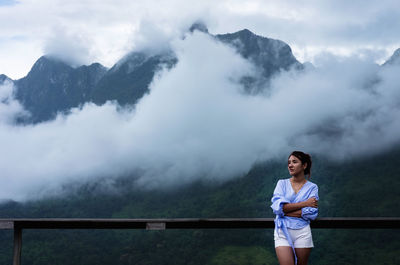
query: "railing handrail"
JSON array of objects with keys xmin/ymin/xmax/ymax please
[
  {"xmin": 2, "ymin": 218, "xmax": 399, "ymax": 265},
  {"xmin": 1, "ymin": 217, "xmax": 399, "ymax": 230}
]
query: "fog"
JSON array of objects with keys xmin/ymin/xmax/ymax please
[
  {"xmin": 43, "ymin": 25, "xmax": 96, "ymax": 67},
  {"xmin": 0, "ymin": 32, "xmax": 399, "ymax": 201},
  {"xmin": 0, "ymin": 80, "xmax": 28, "ymax": 124}
]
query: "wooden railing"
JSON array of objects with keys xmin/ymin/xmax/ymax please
[{"xmin": 1, "ymin": 217, "xmax": 399, "ymax": 265}]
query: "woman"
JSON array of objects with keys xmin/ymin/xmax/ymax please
[{"xmin": 271, "ymin": 151, "xmax": 319, "ymax": 265}]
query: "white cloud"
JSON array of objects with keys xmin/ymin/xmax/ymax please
[
  {"xmin": 43, "ymin": 25, "xmax": 96, "ymax": 67},
  {"xmin": 0, "ymin": 80, "xmax": 29, "ymax": 123},
  {"xmin": 0, "ymin": 32, "xmax": 400, "ymax": 201}
]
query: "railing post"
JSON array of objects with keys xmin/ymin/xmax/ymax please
[{"xmin": 13, "ymin": 227, "xmax": 22, "ymax": 265}]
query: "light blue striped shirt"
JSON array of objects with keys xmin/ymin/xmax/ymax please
[{"xmin": 270, "ymin": 178, "xmax": 319, "ymax": 264}]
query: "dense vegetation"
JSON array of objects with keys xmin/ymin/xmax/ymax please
[{"xmin": 0, "ymin": 147, "xmax": 399, "ymax": 265}]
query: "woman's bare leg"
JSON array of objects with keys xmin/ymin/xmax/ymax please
[
  {"xmin": 275, "ymin": 246, "xmax": 295, "ymax": 265},
  {"xmin": 295, "ymin": 248, "xmax": 312, "ymax": 265}
]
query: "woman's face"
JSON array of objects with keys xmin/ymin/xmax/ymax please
[{"xmin": 288, "ymin": 155, "xmax": 307, "ymax": 177}]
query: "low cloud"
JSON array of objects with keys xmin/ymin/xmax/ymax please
[
  {"xmin": 270, "ymin": 55, "xmax": 400, "ymax": 159},
  {"xmin": 1, "ymin": 31, "xmax": 400, "ymax": 201},
  {"xmin": 43, "ymin": 25, "xmax": 95, "ymax": 67},
  {"xmin": 0, "ymin": 80, "xmax": 28, "ymax": 124}
]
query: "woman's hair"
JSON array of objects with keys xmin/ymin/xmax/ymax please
[{"xmin": 289, "ymin": 151, "xmax": 312, "ymax": 179}]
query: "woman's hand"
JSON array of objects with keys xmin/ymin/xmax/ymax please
[
  {"xmin": 303, "ymin": 197, "xmax": 318, "ymax": 208},
  {"xmin": 283, "ymin": 197, "xmax": 318, "ymax": 214}
]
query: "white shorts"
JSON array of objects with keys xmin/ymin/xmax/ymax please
[{"xmin": 274, "ymin": 224, "xmax": 314, "ymax": 248}]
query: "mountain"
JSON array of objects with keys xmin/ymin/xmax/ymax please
[
  {"xmin": 91, "ymin": 51, "xmax": 177, "ymax": 106},
  {"xmin": 216, "ymin": 29, "xmax": 302, "ymax": 78},
  {"xmin": 215, "ymin": 29, "xmax": 303, "ymax": 93},
  {"xmin": 10, "ymin": 26, "xmax": 303, "ymax": 123},
  {"xmin": 5, "ymin": 28, "xmax": 400, "ymax": 124},
  {"xmin": 15, "ymin": 56, "xmax": 107, "ymax": 122},
  {"xmin": 91, "ymin": 26, "xmax": 302, "ymax": 106},
  {"xmin": 189, "ymin": 21, "xmax": 209, "ymax": 34},
  {"xmin": 0, "ymin": 74, "xmax": 12, "ymax": 84},
  {"xmin": 383, "ymin": 48, "xmax": 400, "ymax": 66}
]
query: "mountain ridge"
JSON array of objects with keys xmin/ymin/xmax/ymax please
[
  {"xmin": 3, "ymin": 26, "xmax": 399, "ymax": 125},
  {"xmin": 0, "ymin": 74, "xmax": 12, "ymax": 84},
  {"xmin": 383, "ymin": 48, "xmax": 400, "ymax": 66},
  {"xmin": 4, "ymin": 26, "xmax": 305, "ymax": 123},
  {"xmin": 14, "ymin": 56, "xmax": 108, "ymax": 122}
]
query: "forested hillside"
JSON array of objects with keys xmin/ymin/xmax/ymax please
[{"xmin": 0, "ymin": 147, "xmax": 399, "ymax": 265}]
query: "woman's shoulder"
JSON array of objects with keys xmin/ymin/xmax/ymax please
[
  {"xmin": 306, "ymin": 180, "xmax": 318, "ymax": 188},
  {"xmin": 275, "ymin": 178, "xmax": 292, "ymax": 189},
  {"xmin": 277, "ymin": 178, "xmax": 291, "ymax": 184}
]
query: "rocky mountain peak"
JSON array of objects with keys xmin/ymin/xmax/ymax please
[
  {"xmin": 383, "ymin": 48, "xmax": 400, "ymax": 66},
  {"xmin": 215, "ymin": 29, "xmax": 302, "ymax": 79},
  {"xmin": 0, "ymin": 74, "xmax": 12, "ymax": 84},
  {"xmin": 15, "ymin": 56, "xmax": 107, "ymax": 123},
  {"xmin": 189, "ymin": 21, "xmax": 209, "ymax": 34},
  {"xmin": 111, "ymin": 52, "xmax": 148, "ymax": 74},
  {"xmin": 235, "ymin": 28, "xmax": 253, "ymax": 37},
  {"xmin": 13, "ymin": 28, "xmax": 304, "ymax": 123},
  {"xmin": 27, "ymin": 55, "xmax": 73, "ymax": 79}
]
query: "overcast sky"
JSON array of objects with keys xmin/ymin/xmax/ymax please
[{"xmin": 1, "ymin": 0, "xmax": 400, "ymax": 79}]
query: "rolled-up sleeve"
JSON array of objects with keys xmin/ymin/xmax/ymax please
[
  {"xmin": 301, "ymin": 185, "xmax": 319, "ymax": 221},
  {"xmin": 271, "ymin": 180, "xmax": 290, "ymax": 217},
  {"xmin": 301, "ymin": 207, "xmax": 318, "ymax": 220}
]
